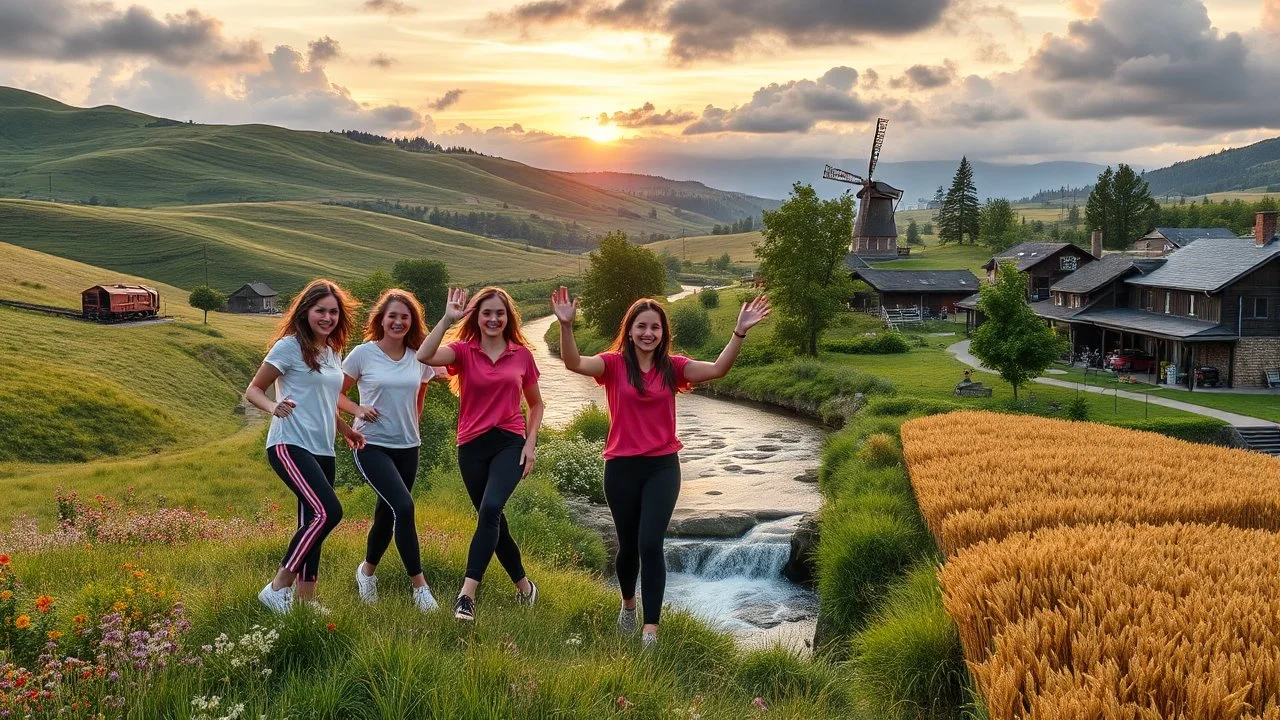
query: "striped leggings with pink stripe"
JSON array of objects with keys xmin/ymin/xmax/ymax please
[{"xmin": 267, "ymin": 444, "xmax": 343, "ymax": 582}]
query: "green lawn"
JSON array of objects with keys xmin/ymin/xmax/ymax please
[
  {"xmin": 1144, "ymin": 388, "xmax": 1280, "ymax": 424},
  {"xmin": 874, "ymin": 243, "xmax": 991, "ymax": 276}
]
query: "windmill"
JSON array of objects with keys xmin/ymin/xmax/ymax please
[{"xmin": 823, "ymin": 118, "xmax": 903, "ymax": 260}]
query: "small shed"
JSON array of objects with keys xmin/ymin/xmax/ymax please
[
  {"xmin": 226, "ymin": 282, "xmax": 278, "ymax": 313},
  {"xmin": 850, "ymin": 269, "xmax": 981, "ymax": 316}
]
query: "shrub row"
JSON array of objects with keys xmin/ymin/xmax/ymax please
[{"xmin": 821, "ymin": 333, "xmax": 911, "ymax": 355}]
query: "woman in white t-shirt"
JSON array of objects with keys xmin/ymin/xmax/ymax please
[
  {"xmin": 343, "ymin": 289, "xmax": 448, "ymax": 613},
  {"xmin": 244, "ymin": 279, "xmax": 372, "ymax": 614}
]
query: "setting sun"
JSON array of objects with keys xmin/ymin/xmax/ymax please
[{"xmin": 584, "ymin": 123, "xmax": 623, "ymax": 144}]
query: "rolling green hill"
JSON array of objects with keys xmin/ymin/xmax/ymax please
[
  {"xmin": 561, "ymin": 171, "xmax": 781, "ymax": 223},
  {"xmin": 0, "ymin": 87, "xmax": 722, "ymax": 241},
  {"xmin": 0, "ymin": 199, "xmax": 585, "ymax": 293},
  {"xmin": 646, "ymin": 231, "xmax": 764, "ymax": 264},
  {"xmin": 1143, "ymin": 136, "xmax": 1280, "ymax": 197}
]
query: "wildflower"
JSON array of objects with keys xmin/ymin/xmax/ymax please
[
  {"xmin": 34, "ymin": 596, "xmax": 55, "ymax": 613},
  {"xmin": 616, "ymin": 696, "xmax": 633, "ymax": 710},
  {"xmin": 73, "ymin": 614, "xmax": 87, "ymax": 625},
  {"xmin": 0, "ymin": 591, "xmax": 11, "ymax": 601},
  {"xmin": 46, "ymin": 631, "xmax": 61, "ymax": 641},
  {"xmin": 752, "ymin": 697, "xmax": 768, "ymax": 712},
  {"xmin": 326, "ymin": 622, "xmax": 337, "ymax": 632},
  {"xmin": 0, "ymin": 554, "xmax": 9, "ymax": 567},
  {"xmin": 14, "ymin": 615, "xmax": 30, "ymax": 630},
  {"xmin": 112, "ymin": 601, "xmax": 128, "ymax": 612},
  {"xmin": 132, "ymin": 570, "xmax": 147, "ymax": 579}
]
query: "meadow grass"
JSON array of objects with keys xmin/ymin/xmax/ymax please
[{"xmin": 644, "ymin": 231, "xmax": 763, "ymax": 265}]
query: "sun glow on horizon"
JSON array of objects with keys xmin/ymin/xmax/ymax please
[{"xmin": 584, "ymin": 123, "xmax": 624, "ymax": 144}]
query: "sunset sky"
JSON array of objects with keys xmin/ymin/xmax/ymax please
[{"xmin": 2, "ymin": 0, "xmax": 1279, "ymax": 178}]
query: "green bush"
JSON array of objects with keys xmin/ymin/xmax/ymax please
[
  {"xmin": 821, "ymin": 333, "xmax": 911, "ymax": 355},
  {"xmin": 539, "ymin": 436, "xmax": 606, "ymax": 503},
  {"xmin": 505, "ymin": 474, "xmax": 608, "ymax": 572},
  {"xmin": 857, "ymin": 433, "xmax": 902, "ymax": 468},
  {"xmin": 671, "ymin": 304, "xmax": 712, "ymax": 350},
  {"xmin": 863, "ymin": 396, "xmax": 961, "ymax": 417},
  {"xmin": 699, "ymin": 287, "xmax": 720, "ymax": 308},
  {"xmin": 735, "ymin": 647, "xmax": 849, "ymax": 708},
  {"xmin": 733, "ymin": 341, "xmax": 793, "ymax": 367},
  {"xmin": 851, "ymin": 562, "xmax": 969, "ymax": 719},
  {"xmin": 1112, "ymin": 416, "xmax": 1227, "ymax": 444},
  {"xmin": 565, "ymin": 402, "xmax": 609, "ymax": 442},
  {"xmin": 1066, "ymin": 394, "xmax": 1089, "ymax": 421}
]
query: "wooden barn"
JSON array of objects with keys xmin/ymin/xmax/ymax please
[
  {"xmin": 226, "ymin": 282, "xmax": 278, "ymax": 314},
  {"xmin": 850, "ymin": 269, "xmax": 980, "ymax": 316}
]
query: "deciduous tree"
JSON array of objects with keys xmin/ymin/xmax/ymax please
[
  {"xmin": 188, "ymin": 285, "xmax": 225, "ymax": 325},
  {"xmin": 581, "ymin": 231, "xmax": 666, "ymax": 336},
  {"xmin": 970, "ymin": 262, "xmax": 1067, "ymax": 399}
]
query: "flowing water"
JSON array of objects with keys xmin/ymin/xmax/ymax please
[{"xmin": 525, "ymin": 294, "xmax": 825, "ymax": 648}]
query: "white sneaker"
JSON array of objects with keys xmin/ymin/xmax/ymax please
[
  {"xmin": 641, "ymin": 630, "xmax": 658, "ymax": 649},
  {"xmin": 412, "ymin": 585, "xmax": 440, "ymax": 613},
  {"xmin": 354, "ymin": 563, "xmax": 378, "ymax": 604},
  {"xmin": 258, "ymin": 582, "xmax": 293, "ymax": 615}
]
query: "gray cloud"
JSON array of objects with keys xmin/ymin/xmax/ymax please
[
  {"xmin": 307, "ymin": 36, "xmax": 341, "ymax": 67},
  {"xmin": 1024, "ymin": 0, "xmax": 1280, "ymax": 128},
  {"xmin": 0, "ymin": 0, "xmax": 260, "ymax": 66},
  {"xmin": 598, "ymin": 101, "xmax": 695, "ymax": 127},
  {"xmin": 360, "ymin": 0, "xmax": 419, "ymax": 15},
  {"xmin": 370, "ymin": 53, "xmax": 396, "ymax": 68},
  {"xmin": 491, "ymin": 0, "xmax": 950, "ymax": 61},
  {"xmin": 430, "ymin": 88, "xmax": 466, "ymax": 111},
  {"xmin": 890, "ymin": 61, "xmax": 957, "ymax": 89},
  {"xmin": 683, "ymin": 66, "xmax": 878, "ymax": 134}
]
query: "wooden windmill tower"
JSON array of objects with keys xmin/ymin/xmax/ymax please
[{"xmin": 823, "ymin": 118, "xmax": 904, "ymax": 260}]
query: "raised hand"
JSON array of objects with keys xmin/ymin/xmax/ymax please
[
  {"xmin": 551, "ymin": 286, "xmax": 578, "ymax": 324},
  {"xmin": 442, "ymin": 287, "xmax": 469, "ymax": 324},
  {"xmin": 735, "ymin": 295, "xmax": 771, "ymax": 335}
]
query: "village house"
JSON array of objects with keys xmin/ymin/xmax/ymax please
[
  {"xmin": 1031, "ymin": 212, "xmax": 1280, "ymax": 388},
  {"xmin": 1132, "ymin": 227, "xmax": 1238, "ymax": 256},
  {"xmin": 849, "ymin": 268, "xmax": 980, "ymax": 317},
  {"xmin": 226, "ymin": 282, "xmax": 279, "ymax": 314},
  {"xmin": 957, "ymin": 235, "xmax": 1101, "ymax": 333}
]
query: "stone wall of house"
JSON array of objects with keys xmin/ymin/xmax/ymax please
[
  {"xmin": 1232, "ymin": 337, "xmax": 1280, "ymax": 387},
  {"xmin": 1199, "ymin": 343, "xmax": 1233, "ymax": 373}
]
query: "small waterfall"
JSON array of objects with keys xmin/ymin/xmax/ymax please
[{"xmin": 666, "ymin": 539, "xmax": 790, "ymax": 579}]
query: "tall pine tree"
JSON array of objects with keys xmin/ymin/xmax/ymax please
[
  {"xmin": 1085, "ymin": 164, "xmax": 1157, "ymax": 250},
  {"xmin": 938, "ymin": 157, "xmax": 980, "ymax": 244}
]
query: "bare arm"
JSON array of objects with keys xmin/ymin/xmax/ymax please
[
  {"xmin": 519, "ymin": 380, "xmax": 545, "ymax": 478},
  {"xmin": 682, "ymin": 296, "xmax": 772, "ymax": 384},
  {"xmin": 245, "ymin": 363, "xmax": 295, "ymax": 418},
  {"xmin": 339, "ymin": 373, "xmax": 379, "ymax": 423},
  {"xmin": 551, "ymin": 286, "xmax": 605, "ymax": 377},
  {"xmin": 416, "ymin": 288, "xmax": 468, "ymax": 366}
]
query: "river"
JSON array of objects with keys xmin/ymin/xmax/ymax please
[{"xmin": 525, "ymin": 290, "xmax": 826, "ymax": 649}]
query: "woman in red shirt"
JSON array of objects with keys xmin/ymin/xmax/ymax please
[
  {"xmin": 417, "ymin": 287, "xmax": 543, "ymax": 622},
  {"xmin": 551, "ymin": 287, "xmax": 770, "ymax": 646}
]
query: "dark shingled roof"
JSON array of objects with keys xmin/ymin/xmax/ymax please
[
  {"xmin": 1050, "ymin": 255, "xmax": 1164, "ymax": 293},
  {"xmin": 1148, "ymin": 227, "xmax": 1237, "ymax": 247},
  {"xmin": 844, "ymin": 253, "xmax": 871, "ymax": 272},
  {"xmin": 231, "ymin": 282, "xmax": 278, "ymax": 298},
  {"xmin": 983, "ymin": 242, "xmax": 1079, "ymax": 271},
  {"xmin": 1075, "ymin": 308, "xmax": 1237, "ymax": 340},
  {"xmin": 852, "ymin": 269, "xmax": 980, "ymax": 294},
  {"xmin": 1029, "ymin": 299, "xmax": 1080, "ymax": 322},
  {"xmin": 1127, "ymin": 238, "xmax": 1280, "ymax": 292},
  {"xmin": 956, "ymin": 292, "xmax": 981, "ymax": 310}
]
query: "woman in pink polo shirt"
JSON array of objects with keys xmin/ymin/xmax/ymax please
[
  {"xmin": 417, "ymin": 286, "xmax": 543, "ymax": 622},
  {"xmin": 550, "ymin": 287, "xmax": 770, "ymax": 646}
]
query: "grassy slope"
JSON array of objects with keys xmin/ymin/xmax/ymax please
[
  {"xmin": 0, "ymin": 200, "xmax": 585, "ymax": 293},
  {"xmin": 874, "ymin": 243, "xmax": 991, "ymax": 277},
  {"xmin": 646, "ymin": 231, "xmax": 763, "ymax": 264},
  {"xmin": 0, "ymin": 87, "xmax": 720, "ymax": 238}
]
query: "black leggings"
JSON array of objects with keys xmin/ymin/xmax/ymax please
[
  {"xmin": 457, "ymin": 428, "xmax": 527, "ymax": 584},
  {"xmin": 353, "ymin": 444, "xmax": 422, "ymax": 578},
  {"xmin": 604, "ymin": 453, "xmax": 681, "ymax": 625},
  {"xmin": 268, "ymin": 445, "xmax": 342, "ymax": 583}
]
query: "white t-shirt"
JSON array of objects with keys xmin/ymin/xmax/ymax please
[
  {"xmin": 263, "ymin": 335, "xmax": 344, "ymax": 457},
  {"xmin": 342, "ymin": 341, "xmax": 436, "ymax": 449}
]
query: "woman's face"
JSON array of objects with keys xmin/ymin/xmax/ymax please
[
  {"xmin": 477, "ymin": 296, "xmax": 508, "ymax": 339},
  {"xmin": 629, "ymin": 309, "xmax": 663, "ymax": 353},
  {"xmin": 381, "ymin": 300, "xmax": 412, "ymax": 343},
  {"xmin": 308, "ymin": 295, "xmax": 341, "ymax": 339}
]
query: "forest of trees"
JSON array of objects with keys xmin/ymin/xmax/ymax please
[
  {"xmin": 323, "ymin": 199, "xmax": 594, "ymax": 250},
  {"xmin": 710, "ymin": 216, "xmax": 757, "ymax": 235},
  {"xmin": 1143, "ymin": 136, "xmax": 1280, "ymax": 196},
  {"xmin": 331, "ymin": 130, "xmax": 481, "ymax": 155},
  {"xmin": 630, "ymin": 190, "xmax": 768, "ymax": 224}
]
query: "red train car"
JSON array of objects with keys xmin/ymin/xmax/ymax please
[{"xmin": 81, "ymin": 284, "xmax": 160, "ymax": 322}]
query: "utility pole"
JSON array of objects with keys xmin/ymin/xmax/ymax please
[
  {"xmin": 203, "ymin": 244, "xmax": 209, "ymax": 286},
  {"xmin": 48, "ymin": 173, "xmax": 52, "ymax": 199}
]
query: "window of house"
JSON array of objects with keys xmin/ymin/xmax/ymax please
[
  {"xmin": 1055, "ymin": 294, "xmax": 1063, "ymax": 306},
  {"xmin": 1143, "ymin": 290, "xmax": 1153, "ymax": 310},
  {"xmin": 1246, "ymin": 297, "xmax": 1270, "ymax": 319}
]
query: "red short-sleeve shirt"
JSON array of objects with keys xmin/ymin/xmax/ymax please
[
  {"xmin": 595, "ymin": 352, "xmax": 690, "ymax": 459},
  {"xmin": 447, "ymin": 339, "xmax": 540, "ymax": 445}
]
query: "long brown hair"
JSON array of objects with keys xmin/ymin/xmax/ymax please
[
  {"xmin": 364, "ymin": 289, "xmax": 427, "ymax": 349},
  {"xmin": 607, "ymin": 298, "xmax": 680, "ymax": 396},
  {"xmin": 443, "ymin": 286, "xmax": 531, "ymax": 395},
  {"xmin": 269, "ymin": 279, "xmax": 358, "ymax": 371}
]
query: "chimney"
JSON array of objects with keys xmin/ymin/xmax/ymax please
[
  {"xmin": 1255, "ymin": 211, "xmax": 1278, "ymax": 248},
  {"xmin": 1090, "ymin": 228, "xmax": 1103, "ymax": 259}
]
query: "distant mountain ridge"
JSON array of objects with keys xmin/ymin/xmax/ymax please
[
  {"xmin": 560, "ymin": 171, "xmax": 781, "ymax": 222},
  {"xmin": 1141, "ymin": 137, "xmax": 1280, "ymax": 197}
]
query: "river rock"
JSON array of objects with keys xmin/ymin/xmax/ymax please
[
  {"xmin": 563, "ymin": 498, "xmax": 618, "ymax": 558},
  {"xmin": 667, "ymin": 510, "xmax": 756, "ymax": 538},
  {"xmin": 782, "ymin": 512, "xmax": 820, "ymax": 588},
  {"xmin": 793, "ymin": 469, "xmax": 819, "ymax": 483},
  {"xmin": 705, "ymin": 490, "xmax": 723, "ymax": 496}
]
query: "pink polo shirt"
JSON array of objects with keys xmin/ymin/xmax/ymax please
[
  {"xmin": 595, "ymin": 352, "xmax": 691, "ymax": 459},
  {"xmin": 447, "ymin": 339, "xmax": 540, "ymax": 445}
]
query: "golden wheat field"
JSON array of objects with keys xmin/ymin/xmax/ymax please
[
  {"xmin": 899, "ymin": 411, "xmax": 1280, "ymax": 555},
  {"xmin": 940, "ymin": 523, "xmax": 1280, "ymax": 719}
]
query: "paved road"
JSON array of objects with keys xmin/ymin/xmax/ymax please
[{"xmin": 948, "ymin": 340, "xmax": 1277, "ymax": 428}]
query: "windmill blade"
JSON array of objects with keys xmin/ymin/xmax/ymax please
[
  {"xmin": 823, "ymin": 165, "xmax": 865, "ymax": 185},
  {"xmin": 867, "ymin": 117, "xmax": 888, "ymax": 180}
]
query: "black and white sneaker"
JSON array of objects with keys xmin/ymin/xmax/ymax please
[
  {"xmin": 617, "ymin": 603, "xmax": 638, "ymax": 634},
  {"xmin": 516, "ymin": 579, "xmax": 538, "ymax": 607},
  {"xmin": 453, "ymin": 594, "xmax": 476, "ymax": 622}
]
